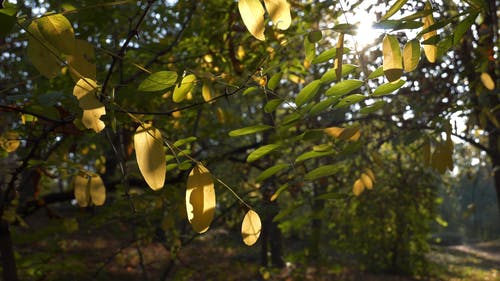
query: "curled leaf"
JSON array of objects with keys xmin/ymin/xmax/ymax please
[
  {"xmin": 186, "ymin": 163, "xmax": 216, "ymax": 233},
  {"xmin": 134, "ymin": 124, "xmax": 166, "ymax": 190}
]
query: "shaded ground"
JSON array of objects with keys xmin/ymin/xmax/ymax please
[{"xmin": 10, "ymin": 208, "xmax": 500, "ymax": 281}]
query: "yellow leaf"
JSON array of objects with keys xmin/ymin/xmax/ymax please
[
  {"xmin": 173, "ymin": 74, "xmax": 196, "ymax": 103},
  {"xmin": 216, "ymin": 107, "xmax": 226, "ymax": 124},
  {"xmin": 90, "ymin": 175, "xmax": 106, "ymax": 206},
  {"xmin": 134, "ymin": 124, "xmax": 166, "ymax": 190},
  {"xmin": 0, "ymin": 131, "xmax": 20, "ymax": 153},
  {"xmin": 67, "ymin": 39, "xmax": 96, "ymax": 81},
  {"xmin": 27, "ymin": 22, "xmax": 60, "ymax": 79},
  {"xmin": 360, "ymin": 173, "xmax": 373, "ymax": 190},
  {"xmin": 383, "ymin": 34, "xmax": 403, "ymax": 82},
  {"xmin": 364, "ymin": 168, "xmax": 375, "ymax": 182},
  {"xmin": 263, "ymin": 0, "xmax": 291, "ymax": 30},
  {"xmin": 480, "ymin": 72, "xmax": 495, "ymax": 90},
  {"xmin": 73, "ymin": 78, "xmax": 106, "ymax": 132},
  {"xmin": 422, "ymin": 3, "xmax": 437, "ymax": 63},
  {"xmin": 73, "ymin": 174, "xmax": 90, "ymax": 207},
  {"xmin": 403, "ymin": 39, "xmax": 420, "ymax": 72},
  {"xmin": 324, "ymin": 127, "xmax": 360, "ymax": 141},
  {"xmin": 241, "ymin": 209, "xmax": 262, "ymax": 246},
  {"xmin": 353, "ymin": 179, "xmax": 365, "ymax": 196},
  {"xmin": 36, "ymin": 13, "xmax": 75, "ymax": 54},
  {"xmin": 202, "ymin": 82, "xmax": 215, "ymax": 104},
  {"xmin": 186, "ymin": 163, "xmax": 216, "ymax": 233},
  {"xmin": 238, "ymin": 0, "xmax": 266, "ymax": 41}
]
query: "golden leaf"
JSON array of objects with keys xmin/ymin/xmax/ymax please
[
  {"xmin": 353, "ymin": 179, "xmax": 365, "ymax": 196},
  {"xmin": 238, "ymin": 0, "xmax": 266, "ymax": 41},
  {"xmin": 73, "ymin": 78, "xmax": 106, "ymax": 132},
  {"xmin": 0, "ymin": 131, "xmax": 20, "ymax": 153},
  {"xmin": 73, "ymin": 174, "xmax": 90, "ymax": 207},
  {"xmin": 360, "ymin": 173, "xmax": 373, "ymax": 190},
  {"xmin": 241, "ymin": 209, "xmax": 262, "ymax": 246},
  {"xmin": 383, "ymin": 34, "xmax": 403, "ymax": 82},
  {"xmin": 480, "ymin": 72, "xmax": 495, "ymax": 90},
  {"xmin": 263, "ymin": 0, "xmax": 291, "ymax": 30},
  {"xmin": 134, "ymin": 124, "xmax": 166, "ymax": 190},
  {"xmin": 90, "ymin": 175, "xmax": 106, "ymax": 206},
  {"xmin": 186, "ymin": 163, "xmax": 216, "ymax": 233},
  {"xmin": 422, "ymin": 2, "xmax": 437, "ymax": 63}
]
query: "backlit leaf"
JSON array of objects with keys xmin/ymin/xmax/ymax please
[
  {"xmin": 267, "ymin": 72, "xmax": 282, "ymax": 90},
  {"xmin": 360, "ymin": 173, "xmax": 373, "ymax": 190},
  {"xmin": 173, "ymin": 74, "xmax": 196, "ymax": 103},
  {"xmin": 241, "ymin": 209, "xmax": 261, "ymax": 246},
  {"xmin": 353, "ymin": 179, "xmax": 364, "ymax": 196},
  {"xmin": 381, "ymin": 0, "xmax": 408, "ymax": 21},
  {"xmin": 365, "ymin": 168, "xmax": 375, "ymax": 182},
  {"xmin": 305, "ymin": 165, "xmax": 340, "ymax": 180},
  {"xmin": 73, "ymin": 78, "xmax": 106, "ymax": 132},
  {"xmin": 90, "ymin": 174, "xmax": 106, "ymax": 206},
  {"xmin": 372, "ymin": 79, "xmax": 406, "ymax": 96},
  {"xmin": 312, "ymin": 48, "xmax": 336, "ymax": 64},
  {"xmin": 480, "ymin": 72, "xmax": 495, "ymax": 90},
  {"xmin": 367, "ymin": 66, "xmax": 384, "ymax": 79},
  {"xmin": 295, "ymin": 80, "xmax": 321, "ymax": 107},
  {"xmin": 186, "ymin": 163, "xmax": 216, "ymax": 233},
  {"xmin": 202, "ymin": 81, "xmax": 215, "ymax": 103},
  {"xmin": 324, "ymin": 127, "xmax": 360, "ymax": 141},
  {"xmin": 27, "ymin": 22, "xmax": 60, "ymax": 79},
  {"xmin": 325, "ymin": 79, "xmax": 363, "ymax": 97},
  {"xmin": 256, "ymin": 163, "xmax": 289, "ymax": 182},
  {"xmin": 0, "ymin": 131, "xmax": 20, "ymax": 152},
  {"xmin": 134, "ymin": 124, "xmax": 166, "ymax": 190},
  {"xmin": 320, "ymin": 64, "xmax": 358, "ymax": 84},
  {"xmin": 229, "ymin": 125, "xmax": 273, "ymax": 137},
  {"xmin": 67, "ymin": 39, "xmax": 96, "ymax": 81},
  {"xmin": 263, "ymin": 0, "xmax": 291, "ymax": 30},
  {"xmin": 247, "ymin": 143, "xmax": 281, "ymax": 162},
  {"xmin": 238, "ymin": 0, "xmax": 266, "ymax": 41},
  {"xmin": 383, "ymin": 34, "xmax": 403, "ymax": 82},
  {"xmin": 36, "ymin": 13, "xmax": 75, "ymax": 54},
  {"xmin": 422, "ymin": 2, "xmax": 437, "ymax": 63},
  {"xmin": 73, "ymin": 174, "xmax": 90, "ymax": 207},
  {"xmin": 138, "ymin": 71, "xmax": 178, "ymax": 92},
  {"xmin": 403, "ymin": 39, "xmax": 420, "ymax": 72}
]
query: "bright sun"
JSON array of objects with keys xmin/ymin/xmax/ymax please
[{"xmin": 352, "ymin": 9, "xmax": 382, "ymax": 49}]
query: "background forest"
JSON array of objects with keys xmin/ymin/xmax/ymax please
[{"xmin": 0, "ymin": 0, "xmax": 499, "ymax": 280}]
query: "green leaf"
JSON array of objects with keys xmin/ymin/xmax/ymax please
[
  {"xmin": 332, "ymin": 23, "xmax": 357, "ymax": 35},
  {"xmin": 305, "ymin": 164, "xmax": 340, "ymax": 180},
  {"xmin": 36, "ymin": 13, "xmax": 75, "ymax": 54},
  {"xmin": 383, "ymin": 34, "xmax": 403, "ymax": 82},
  {"xmin": 295, "ymin": 150, "xmax": 334, "ymax": 163},
  {"xmin": 403, "ymin": 39, "xmax": 421, "ymax": 72},
  {"xmin": 173, "ymin": 74, "xmax": 196, "ymax": 103},
  {"xmin": 173, "ymin": 136, "xmax": 197, "ymax": 147},
  {"xmin": 367, "ymin": 66, "xmax": 384, "ymax": 79},
  {"xmin": 247, "ymin": 144, "xmax": 281, "ymax": 162},
  {"xmin": 320, "ymin": 64, "xmax": 358, "ymax": 84},
  {"xmin": 381, "ymin": 0, "xmax": 408, "ymax": 21},
  {"xmin": 295, "ymin": 80, "xmax": 321, "ymax": 107},
  {"xmin": 372, "ymin": 79, "xmax": 406, "ymax": 96},
  {"xmin": 312, "ymin": 48, "xmax": 336, "ymax": 64},
  {"xmin": 0, "ymin": 7, "xmax": 17, "ymax": 37},
  {"xmin": 360, "ymin": 101, "xmax": 385, "ymax": 114},
  {"xmin": 255, "ymin": 164, "xmax": 289, "ymax": 182},
  {"xmin": 27, "ymin": 22, "xmax": 60, "ymax": 79},
  {"xmin": 399, "ymin": 9, "xmax": 432, "ymax": 21},
  {"xmin": 138, "ymin": 71, "xmax": 178, "ymax": 92},
  {"xmin": 267, "ymin": 72, "xmax": 282, "ymax": 90},
  {"xmin": 308, "ymin": 97, "xmax": 338, "ymax": 116},
  {"xmin": 265, "ymin": 99, "xmax": 282, "ymax": 113},
  {"xmin": 335, "ymin": 94, "xmax": 365, "ymax": 108},
  {"xmin": 243, "ymin": 86, "xmax": 261, "ymax": 95},
  {"xmin": 229, "ymin": 125, "xmax": 273, "ymax": 137},
  {"xmin": 270, "ymin": 183, "xmax": 289, "ymax": 202},
  {"xmin": 325, "ymin": 79, "xmax": 363, "ymax": 97},
  {"xmin": 453, "ymin": 12, "xmax": 477, "ymax": 45},
  {"xmin": 374, "ymin": 20, "xmax": 422, "ymax": 30},
  {"xmin": 308, "ymin": 30, "xmax": 322, "ymax": 43}
]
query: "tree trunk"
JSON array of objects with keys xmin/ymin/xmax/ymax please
[{"xmin": 0, "ymin": 220, "xmax": 18, "ymax": 281}]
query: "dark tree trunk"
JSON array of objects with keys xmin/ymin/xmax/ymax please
[
  {"xmin": 0, "ymin": 220, "xmax": 18, "ymax": 281},
  {"xmin": 260, "ymin": 186, "xmax": 284, "ymax": 268}
]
